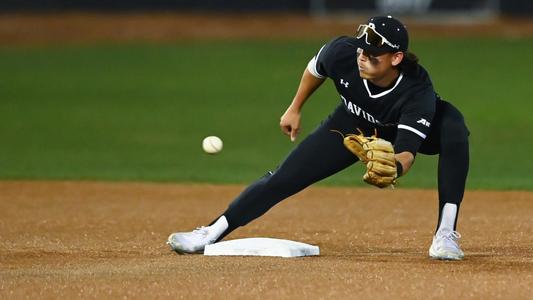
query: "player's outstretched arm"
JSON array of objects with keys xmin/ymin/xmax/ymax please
[{"xmin": 280, "ymin": 69, "xmax": 325, "ymax": 142}]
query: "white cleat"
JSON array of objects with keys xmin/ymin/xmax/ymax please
[
  {"xmin": 167, "ymin": 227, "xmax": 217, "ymax": 254},
  {"xmin": 429, "ymin": 229, "xmax": 464, "ymax": 260}
]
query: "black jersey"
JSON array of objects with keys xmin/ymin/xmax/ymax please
[{"xmin": 307, "ymin": 36, "xmax": 438, "ymax": 155}]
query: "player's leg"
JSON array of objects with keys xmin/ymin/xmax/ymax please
[
  {"xmin": 419, "ymin": 100, "xmax": 469, "ymax": 260},
  {"xmin": 219, "ymin": 108, "xmax": 359, "ymax": 237},
  {"xmin": 168, "ymin": 105, "xmax": 360, "ymax": 253}
]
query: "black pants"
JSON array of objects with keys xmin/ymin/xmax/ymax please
[{"xmin": 216, "ymin": 100, "xmax": 469, "ymax": 239}]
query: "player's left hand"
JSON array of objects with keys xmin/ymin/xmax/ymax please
[{"xmin": 340, "ymin": 129, "xmax": 398, "ymax": 188}]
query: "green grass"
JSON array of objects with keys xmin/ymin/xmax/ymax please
[{"xmin": 0, "ymin": 38, "xmax": 532, "ymax": 189}]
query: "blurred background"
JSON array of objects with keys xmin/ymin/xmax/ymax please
[
  {"xmin": 0, "ymin": 1, "xmax": 532, "ymax": 189},
  {"xmin": 0, "ymin": 0, "xmax": 531, "ymax": 16}
]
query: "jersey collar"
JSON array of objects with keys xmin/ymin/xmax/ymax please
[{"xmin": 363, "ymin": 73, "xmax": 404, "ymax": 99}]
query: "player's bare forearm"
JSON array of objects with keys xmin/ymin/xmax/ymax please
[
  {"xmin": 287, "ymin": 69, "xmax": 326, "ymax": 113},
  {"xmin": 395, "ymin": 151, "xmax": 415, "ymax": 175},
  {"xmin": 280, "ymin": 69, "xmax": 325, "ymax": 141}
]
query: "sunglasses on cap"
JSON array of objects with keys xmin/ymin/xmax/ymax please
[{"xmin": 356, "ymin": 23, "xmax": 400, "ymax": 50}]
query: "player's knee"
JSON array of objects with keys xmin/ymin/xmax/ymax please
[
  {"xmin": 441, "ymin": 120, "xmax": 469, "ymax": 149},
  {"xmin": 441, "ymin": 105, "xmax": 469, "ymax": 141},
  {"xmin": 452, "ymin": 122, "xmax": 468, "ymax": 141},
  {"xmin": 264, "ymin": 169, "xmax": 290, "ymax": 190},
  {"xmin": 262, "ymin": 170, "xmax": 275, "ymax": 179},
  {"xmin": 264, "ymin": 167, "xmax": 305, "ymax": 193},
  {"xmin": 259, "ymin": 168, "xmax": 281, "ymax": 186}
]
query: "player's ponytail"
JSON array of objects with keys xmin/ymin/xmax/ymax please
[{"xmin": 399, "ymin": 51, "xmax": 419, "ymax": 74}]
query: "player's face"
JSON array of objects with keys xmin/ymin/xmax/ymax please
[{"xmin": 356, "ymin": 48, "xmax": 398, "ymax": 80}]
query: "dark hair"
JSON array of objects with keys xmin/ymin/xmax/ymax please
[{"xmin": 399, "ymin": 51, "xmax": 419, "ymax": 73}]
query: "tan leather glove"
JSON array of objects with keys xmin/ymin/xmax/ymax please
[{"xmin": 341, "ymin": 130, "xmax": 398, "ymax": 188}]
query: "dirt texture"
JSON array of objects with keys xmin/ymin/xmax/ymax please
[
  {"xmin": 1, "ymin": 12, "xmax": 533, "ymax": 46},
  {"xmin": 0, "ymin": 181, "xmax": 532, "ymax": 299}
]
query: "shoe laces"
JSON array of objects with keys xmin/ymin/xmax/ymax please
[
  {"xmin": 438, "ymin": 230, "xmax": 461, "ymax": 241},
  {"xmin": 192, "ymin": 226, "xmax": 210, "ymax": 237},
  {"xmin": 436, "ymin": 230, "xmax": 461, "ymax": 249},
  {"xmin": 192, "ymin": 226, "xmax": 218, "ymax": 244}
]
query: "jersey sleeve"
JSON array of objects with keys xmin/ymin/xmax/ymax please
[
  {"xmin": 393, "ymin": 88, "xmax": 437, "ymax": 155},
  {"xmin": 306, "ymin": 37, "xmax": 344, "ymax": 79}
]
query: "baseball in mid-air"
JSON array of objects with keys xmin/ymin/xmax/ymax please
[{"xmin": 202, "ymin": 136, "xmax": 223, "ymax": 154}]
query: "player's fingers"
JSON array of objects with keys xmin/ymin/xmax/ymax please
[
  {"xmin": 280, "ymin": 124, "xmax": 291, "ymax": 136},
  {"xmin": 290, "ymin": 127, "xmax": 299, "ymax": 142}
]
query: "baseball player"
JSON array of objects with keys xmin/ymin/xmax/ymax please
[{"xmin": 168, "ymin": 16, "xmax": 469, "ymax": 260}]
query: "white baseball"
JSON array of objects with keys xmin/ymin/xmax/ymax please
[{"xmin": 202, "ymin": 136, "xmax": 223, "ymax": 154}]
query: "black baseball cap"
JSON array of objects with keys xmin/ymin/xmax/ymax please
[{"xmin": 355, "ymin": 15, "xmax": 409, "ymax": 55}]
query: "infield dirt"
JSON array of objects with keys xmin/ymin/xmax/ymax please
[{"xmin": 1, "ymin": 181, "xmax": 532, "ymax": 299}]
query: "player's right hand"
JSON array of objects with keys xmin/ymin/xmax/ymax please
[{"xmin": 280, "ymin": 108, "xmax": 301, "ymax": 142}]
